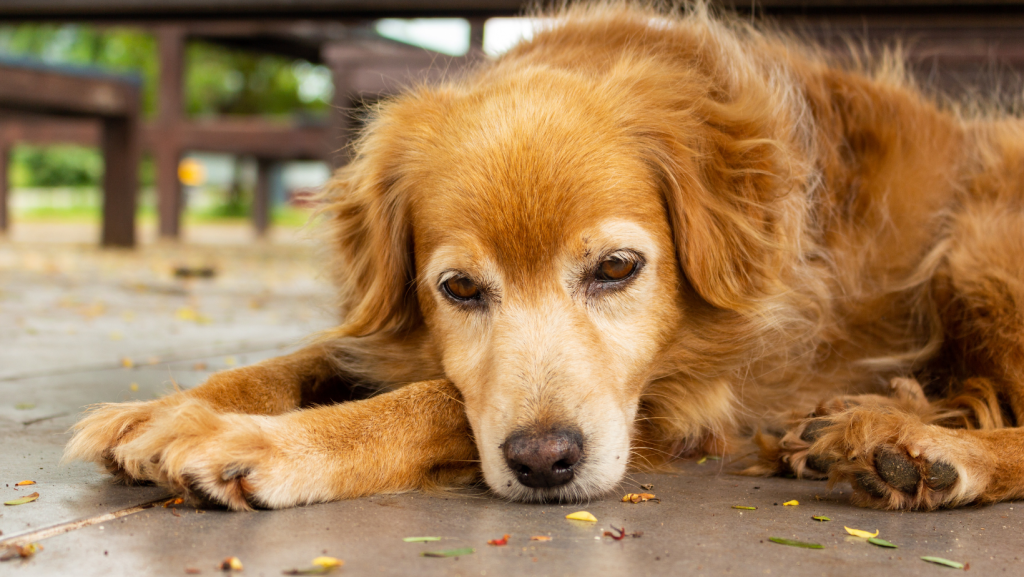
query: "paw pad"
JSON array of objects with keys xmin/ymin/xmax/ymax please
[{"xmin": 874, "ymin": 447, "xmax": 920, "ymax": 493}]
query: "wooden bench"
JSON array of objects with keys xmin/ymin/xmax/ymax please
[{"xmin": 0, "ymin": 59, "xmax": 141, "ymax": 247}]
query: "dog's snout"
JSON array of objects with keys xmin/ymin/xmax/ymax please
[{"xmin": 503, "ymin": 429, "xmax": 583, "ymax": 489}]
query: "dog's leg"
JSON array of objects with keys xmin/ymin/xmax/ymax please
[
  {"xmin": 91, "ymin": 379, "xmax": 477, "ymax": 510},
  {"xmin": 65, "ymin": 344, "xmax": 361, "ymax": 484}
]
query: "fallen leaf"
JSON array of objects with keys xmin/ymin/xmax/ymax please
[
  {"xmin": 769, "ymin": 537, "xmax": 824, "ymax": 549},
  {"xmin": 844, "ymin": 526, "xmax": 879, "ymax": 539},
  {"xmin": 640, "ymin": 484, "xmax": 654, "ymax": 490},
  {"xmin": 220, "ymin": 556, "xmax": 243, "ymax": 571},
  {"xmin": 193, "ymin": 362, "xmax": 209, "ymax": 371},
  {"xmin": 14, "ymin": 480, "xmax": 35, "ymax": 486},
  {"xmin": 4, "ymin": 492, "xmax": 40, "ymax": 506},
  {"xmin": 565, "ymin": 511, "xmax": 597, "ymax": 522},
  {"xmin": 783, "ymin": 500, "xmax": 799, "ymax": 506},
  {"xmin": 622, "ymin": 493, "xmax": 659, "ymax": 504},
  {"xmin": 109, "ymin": 331, "xmax": 124, "ymax": 341},
  {"xmin": 224, "ymin": 356, "xmax": 237, "ymax": 366},
  {"xmin": 732, "ymin": 505, "xmax": 757, "ymax": 510},
  {"xmin": 130, "ymin": 383, "xmax": 139, "ymax": 392},
  {"xmin": 487, "ymin": 534, "xmax": 509, "ymax": 546},
  {"xmin": 164, "ymin": 498, "xmax": 184, "ymax": 508},
  {"xmin": 402, "ymin": 537, "xmax": 441, "ymax": 543},
  {"xmin": 869, "ymin": 537, "xmax": 897, "ymax": 548},
  {"xmin": 185, "ymin": 568, "xmax": 201, "ymax": 574},
  {"xmin": 921, "ymin": 556, "xmax": 965, "ymax": 569},
  {"xmin": 311, "ymin": 558, "xmax": 343, "ymax": 569},
  {"xmin": 530, "ymin": 536, "xmax": 552, "ymax": 541},
  {"xmin": 697, "ymin": 456, "xmax": 708, "ymax": 465},
  {"xmin": 282, "ymin": 557, "xmax": 344, "ymax": 575},
  {"xmin": 421, "ymin": 548, "xmax": 474, "ymax": 558},
  {"xmin": 0, "ymin": 543, "xmax": 42, "ymax": 561},
  {"xmin": 121, "ymin": 357, "xmax": 134, "ymax": 368},
  {"xmin": 603, "ymin": 526, "xmax": 626, "ymax": 541},
  {"xmin": 14, "ymin": 403, "xmax": 35, "ymax": 410}
]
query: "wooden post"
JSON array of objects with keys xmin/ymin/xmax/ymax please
[
  {"xmin": 253, "ymin": 157, "xmax": 271, "ymax": 237},
  {"xmin": 469, "ymin": 18, "xmax": 486, "ymax": 55},
  {"xmin": 0, "ymin": 143, "xmax": 8, "ymax": 234},
  {"xmin": 155, "ymin": 25, "xmax": 185, "ymax": 239},
  {"xmin": 328, "ymin": 64, "xmax": 352, "ymax": 169},
  {"xmin": 100, "ymin": 114, "xmax": 140, "ymax": 247}
]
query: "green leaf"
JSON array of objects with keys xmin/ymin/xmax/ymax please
[
  {"xmin": 422, "ymin": 548, "xmax": 475, "ymax": 558},
  {"xmin": 812, "ymin": 516, "xmax": 831, "ymax": 522},
  {"xmin": 769, "ymin": 537, "xmax": 824, "ymax": 549},
  {"xmin": 921, "ymin": 556, "xmax": 964, "ymax": 569},
  {"xmin": 869, "ymin": 537, "xmax": 897, "ymax": 548},
  {"xmin": 697, "ymin": 456, "xmax": 708, "ymax": 465},
  {"xmin": 15, "ymin": 403, "xmax": 36, "ymax": 410},
  {"xmin": 732, "ymin": 505, "xmax": 757, "ymax": 510},
  {"xmin": 4, "ymin": 492, "xmax": 39, "ymax": 506},
  {"xmin": 403, "ymin": 537, "xmax": 442, "ymax": 543},
  {"xmin": 281, "ymin": 567, "xmax": 334, "ymax": 575}
]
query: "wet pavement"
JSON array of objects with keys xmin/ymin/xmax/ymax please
[{"xmin": 2, "ymin": 238, "xmax": 1023, "ymax": 576}]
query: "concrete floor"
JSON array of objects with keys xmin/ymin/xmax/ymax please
[{"xmin": 2, "ymin": 238, "xmax": 1023, "ymax": 576}]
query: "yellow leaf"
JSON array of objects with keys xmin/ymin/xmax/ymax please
[
  {"xmin": 565, "ymin": 511, "xmax": 597, "ymax": 522},
  {"xmin": 224, "ymin": 356, "xmax": 237, "ymax": 366},
  {"xmin": 311, "ymin": 556, "xmax": 343, "ymax": 568},
  {"xmin": 845, "ymin": 526, "xmax": 879, "ymax": 539},
  {"xmin": 175, "ymin": 307, "xmax": 197, "ymax": 321},
  {"xmin": 130, "ymin": 383, "xmax": 139, "ymax": 392},
  {"xmin": 109, "ymin": 331, "xmax": 124, "ymax": 341},
  {"xmin": 15, "ymin": 480, "xmax": 36, "ymax": 486},
  {"xmin": 121, "ymin": 357, "xmax": 134, "ymax": 368},
  {"xmin": 783, "ymin": 500, "xmax": 799, "ymax": 506},
  {"xmin": 530, "ymin": 536, "xmax": 552, "ymax": 541}
]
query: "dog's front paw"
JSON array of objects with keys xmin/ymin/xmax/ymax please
[
  {"xmin": 65, "ymin": 400, "xmax": 169, "ymax": 485},
  {"xmin": 112, "ymin": 401, "xmax": 320, "ymax": 511},
  {"xmin": 795, "ymin": 406, "xmax": 988, "ymax": 510}
]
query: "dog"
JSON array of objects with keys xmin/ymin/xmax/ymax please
[{"xmin": 66, "ymin": 2, "xmax": 1024, "ymax": 512}]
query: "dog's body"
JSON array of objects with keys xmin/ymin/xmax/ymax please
[{"xmin": 67, "ymin": 4, "xmax": 1024, "ymax": 511}]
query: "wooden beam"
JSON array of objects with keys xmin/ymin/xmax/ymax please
[{"xmin": 0, "ymin": 63, "xmax": 140, "ymax": 118}]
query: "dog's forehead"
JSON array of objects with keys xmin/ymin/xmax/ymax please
[{"xmin": 409, "ymin": 80, "xmax": 667, "ymax": 274}]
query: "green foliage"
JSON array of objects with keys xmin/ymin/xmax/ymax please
[{"xmin": 10, "ymin": 145, "xmax": 102, "ymax": 187}]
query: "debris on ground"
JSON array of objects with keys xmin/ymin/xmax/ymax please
[
  {"xmin": 402, "ymin": 537, "xmax": 441, "ymax": 543},
  {"xmin": 164, "ymin": 498, "xmax": 184, "ymax": 508},
  {"xmin": 530, "ymin": 536, "xmax": 552, "ymax": 541},
  {"xmin": 0, "ymin": 543, "xmax": 42, "ymax": 561},
  {"xmin": 844, "ymin": 526, "xmax": 879, "ymax": 539},
  {"xmin": 603, "ymin": 526, "xmax": 626, "ymax": 541},
  {"xmin": 640, "ymin": 483, "xmax": 654, "ymax": 490},
  {"xmin": 811, "ymin": 515, "xmax": 830, "ymax": 522},
  {"xmin": 4, "ymin": 492, "xmax": 40, "ymax": 505},
  {"xmin": 783, "ymin": 500, "xmax": 799, "ymax": 506},
  {"xmin": 421, "ymin": 548, "xmax": 474, "ymax": 558},
  {"xmin": 282, "ymin": 556, "xmax": 344, "ymax": 575},
  {"xmin": 732, "ymin": 505, "xmax": 756, "ymax": 510},
  {"xmin": 14, "ymin": 480, "xmax": 35, "ymax": 486},
  {"xmin": 868, "ymin": 537, "xmax": 897, "ymax": 548},
  {"xmin": 921, "ymin": 556, "xmax": 965, "ymax": 569},
  {"xmin": 220, "ymin": 556, "xmax": 243, "ymax": 571},
  {"xmin": 565, "ymin": 511, "xmax": 597, "ymax": 522},
  {"xmin": 487, "ymin": 534, "xmax": 509, "ymax": 546},
  {"xmin": 622, "ymin": 493, "xmax": 659, "ymax": 503},
  {"xmin": 769, "ymin": 537, "xmax": 824, "ymax": 549}
]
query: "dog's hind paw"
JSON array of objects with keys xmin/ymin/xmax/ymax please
[{"xmin": 783, "ymin": 406, "xmax": 989, "ymax": 510}]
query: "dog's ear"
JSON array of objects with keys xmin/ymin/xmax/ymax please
[
  {"xmin": 322, "ymin": 104, "xmax": 424, "ymax": 338},
  {"xmin": 640, "ymin": 87, "xmax": 800, "ymax": 313}
]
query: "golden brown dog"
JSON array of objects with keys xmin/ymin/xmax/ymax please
[{"xmin": 66, "ymin": 3, "xmax": 1024, "ymax": 511}]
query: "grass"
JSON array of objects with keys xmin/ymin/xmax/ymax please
[{"xmin": 13, "ymin": 205, "xmax": 315, "ymax": 228}]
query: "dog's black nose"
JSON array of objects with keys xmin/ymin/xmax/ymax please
[{"xmin": 503, "ymin": 429, "xmax": 583, "ymax": 489}]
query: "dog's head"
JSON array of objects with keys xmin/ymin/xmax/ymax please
[{"xmin": 326, "ymin": 14, "xmax": 800, "ymax": 501}]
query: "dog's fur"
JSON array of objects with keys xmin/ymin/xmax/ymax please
[{"xmin": 66, "ymin": 3, "xmax": 1024, "ymax": 511}]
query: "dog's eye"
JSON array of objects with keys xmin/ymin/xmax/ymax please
[
  {"xmin": 443, "ymin": 277, "xmax": 481, "ymax": 301},
  {"xmin": 595, "ymin": 257, "xmax": 637, "ymax": 282}
]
